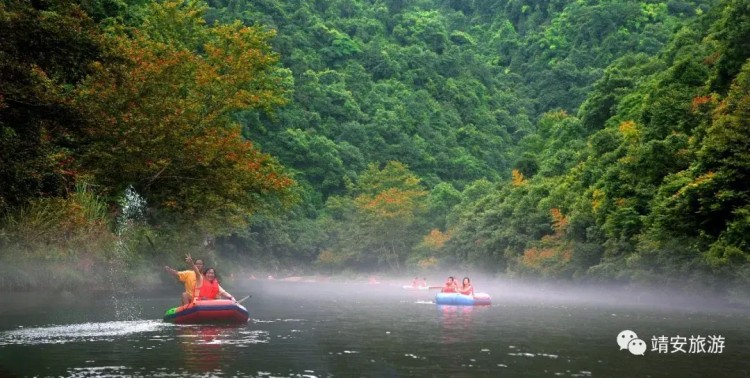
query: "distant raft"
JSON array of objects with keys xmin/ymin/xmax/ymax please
[
  {"xmin": 435, "ymin": 292, "xmax": 491, "ymax": 306},
  {"xmin": 163, "ymin": 299, "xmax": 249, "ymax": 324}
]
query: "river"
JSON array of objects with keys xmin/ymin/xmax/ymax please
[{"xmin": 0, "ymin": 279, "xmax": 748, "ymax": 377}]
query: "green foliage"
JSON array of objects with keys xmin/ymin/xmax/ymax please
[
  {"xmin": 73, "ymin": 0, "xmax": 296, "ymax": 234},
  {"xmin": 578, "ymin": 53, "xmax": 665, "ymax": 132},
  {"xmin": 320, "ymin": 161, "xmax": 428, "ymax": 270},
  {"xmin": 0, "ymin": 182, "xmax": 114, "ymax": 261},
  {"xmin": 5, "ymin": 0, "xmax": 750, "ymax": 301},
  {"xmin": 649, "ymin": 60, "xmax": 750, "ymax": 265},
  {"xmin": 441, "ymin": 0, "xmax": 748, "ymax": 296},
  {"xmin": 426, "ymin": 182, "xmax": 461, "ymax": 230},
  {"xmin": 235, "ymin": 0, "xmax": 527, "ymax": 195},
  {"xmin": 0, "ymin": 1, "xmax": 121, "ymax": 213},
  {"xmin": 515, "ymin": 110, "xmax": 587, "ymax": 178},
  {"xmin": 0, "ymin": 0, "xmax": 298, "ymax": 285},
  {"xmin": 261, "ymin": 128, "xmax": 361, "ymax": 200},
  {"xmin": 706, "ymin": 0, "xmax": 750, "ymax": 92}
]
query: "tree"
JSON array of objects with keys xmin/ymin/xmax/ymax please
[
  {"xmin": 351, "ymin": 161, "xmax": 428, "ymax": 270},
  {"xmin": 650, "ymin": 61, "xmax": 750, "ymax": 266},
  {"xmin": 0, "ymin": 1, "xmax": 122, "ymax": 212},
  {"xmin": 74, "ymin": 0, "xmax": 295, "ymax": 233}
]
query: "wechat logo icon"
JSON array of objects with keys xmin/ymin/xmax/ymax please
[{"xmin": 617, "ymin": 330, "xmax": 646, "ymax": 356}]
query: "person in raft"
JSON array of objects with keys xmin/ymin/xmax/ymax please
[
  {"xmin": 420, "ymin": 277, "xmax": 428, "ymax": 287},
  {"xmin": 440, "ymin": 276, "xmax": 458, "ymax": 293},
  {"xmin": 187, "ymin": 256, "xmax": 237, "ymax": 302},
  {"xmin": 412, "ymin": 277, "xmax": 420, "ymax": 287},
  {"xmin": 457, "ymin": 277, "xmax": 474, "ymax": 296},
  {"xmin": 165, "ymin": 255, "xmax": 204, "ymax": 305}
]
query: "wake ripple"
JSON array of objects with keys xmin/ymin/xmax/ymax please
[{"xmin": 0, "ymin": 320, "xmax": 169, "ymax": 346}]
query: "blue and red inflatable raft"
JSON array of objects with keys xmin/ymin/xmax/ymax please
[
  {"xmin": 435, "ymin": 292, "xmax": 491, "ymax": 306},
  {"xmin": 163, "ymin": 299, "xmax": 249, "ymax": 324}
]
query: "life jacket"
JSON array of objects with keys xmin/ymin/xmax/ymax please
[
  {"xmin": 198, "ymin": 278, "xmax": 220, "ymax": 300},
  {"xmin": 441, "ymin": 286, "xmax": 457, "ymax": 293}
]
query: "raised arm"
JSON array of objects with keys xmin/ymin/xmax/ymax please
[
  {"xmin": 187, "ymin": 257, "xmax": 200, "ymax": 275},
  {"xmin": 185, "ymin": 254, "xmax": 203, "ymax": 288},
  {"xmin": 164, "ymin": 265, "xmax": 179, "ymax": 278}
]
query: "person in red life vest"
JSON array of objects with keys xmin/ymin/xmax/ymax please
[
  {"xmin": 194, "ymin": 267, "xmax": 237, "ymax": 302},
  {"xmin": 457, "ymin": 277, "xmax": 474, "ymax": 296},
  {"xmin": 412, "ymin": 277, "xmax": 420, "ymax": 287},
  {"xmin": 440, "ymin": 276, "xmax": 458, "ymax": 293},
  {"xmin": 187, "ymin": 256, "xmax": 237, "ymax": 302},
  {"xmin": 420, "ymin": 277, "xmax": 428, "ymax": 287}
]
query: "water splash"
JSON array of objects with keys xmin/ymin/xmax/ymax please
[
  {"xmin": 109, "ymin": 185, "xmax": 148, "ymax": 320},
  {"xmin": 116, "ymin": 185, "xmax": 147, "ymax": 245}
]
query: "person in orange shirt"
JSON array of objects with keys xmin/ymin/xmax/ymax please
[{"xmin": 165, "ymin": 255, "xmax": 204, "ymax": 305}]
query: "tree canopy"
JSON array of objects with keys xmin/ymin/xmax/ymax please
[{"xmin": 2, "ymin": 0, "xmax": 749, "ymax": 297}]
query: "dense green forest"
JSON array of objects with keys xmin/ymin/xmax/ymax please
[{"xmin": 1, "ymin": 0, "xmax": 748, "ymax": 297}]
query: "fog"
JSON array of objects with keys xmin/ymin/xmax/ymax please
[
  {"xmin": 2, "ymin": 258, "xmax": 745, "ymax": 315},
  {"xmin": 221, "ymin": 270, "xmax": 747, "ymax": 315}
]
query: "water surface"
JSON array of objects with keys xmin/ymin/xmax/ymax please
[{"xmin": 1, "ymin": 280, "xmax": 748, "ymax": 377}]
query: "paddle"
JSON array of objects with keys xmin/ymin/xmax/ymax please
[
  {"xmin": 428, "ymin": 286, "xmax": 444, "ymax": 290},
  {"xmin": 236, "ymin": 295, "xmax": 251, "ymax": 304}
]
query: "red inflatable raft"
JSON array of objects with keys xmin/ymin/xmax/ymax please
[{"xmin": 163, "ymin": 299, "xmax": 249, "ymax": 324}]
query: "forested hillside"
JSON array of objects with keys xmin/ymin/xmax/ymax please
[
  {"xmin": 443, "ymin": 0, "xmax": 750, "ymax": 294},
  {"xmin": 1, "ymin": 0, "xmax": 748, "ymax": 297}
]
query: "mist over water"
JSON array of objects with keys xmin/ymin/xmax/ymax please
[
  {"xmin": 0, "ymin": 275, "xmax": 748, "ymax": 377},
  {"xmin": 256, "ymin": 272, "xmax": 745, "ymax": 314}
]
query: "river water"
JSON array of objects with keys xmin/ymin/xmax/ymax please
[{"xmin": 0, "ymin": 279, "xmax": 748, "ymax": 377}]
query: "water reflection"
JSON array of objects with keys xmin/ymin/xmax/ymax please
[
  {"xmin": 437, "ymin": 304, "xmax": 475, "ymax": 346},
  {"xmin": 175, "ymin": 324, "xmax": 270, "ymax": 374},
  {"xmin": 435, "ymin": 305, "xmax": 485, "ymax": 374},
  {"xmin": 177, "ymin": 325, "xmax": 225, "ymax": 373}
]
